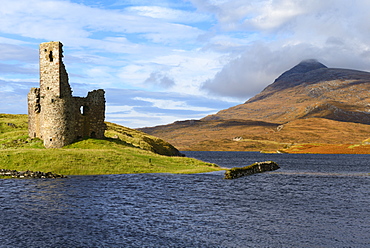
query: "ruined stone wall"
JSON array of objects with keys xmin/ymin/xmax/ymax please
[
  {"xmin": 73, "ymin": 89, "xmax": 106, "ymax": 139},
  {"xmin": 28, "ymin": 41, "xmax": 106, "ymax": 148},
  {"xmin": 224, "ymin": 161, "xmax": 280, "ymax": 179},
  {"xmin": 28, "ymin": 88, "xmax": 41, "ymax": 138}
]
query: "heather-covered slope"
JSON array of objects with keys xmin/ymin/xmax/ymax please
[
  {"xmin": 203, "ymin": 60, "xmax": 370, "ymax": 124},
  {"xmin": 139, "ymin": 118, "xmax": 370, "ymax": 152}
]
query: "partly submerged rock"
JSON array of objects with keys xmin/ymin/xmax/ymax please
[{"xmin": 224, "ymin": 161, "xmax": 279, "ymax": 179}]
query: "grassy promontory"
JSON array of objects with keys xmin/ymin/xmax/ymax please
[{"xmin": 0, "ymin": 114, "xmax": 221, "ymax": 176}]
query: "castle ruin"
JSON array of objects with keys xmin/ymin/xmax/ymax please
[{"xmin": 28, "ymin": 41, "xmax": 106, "ymax": 148}]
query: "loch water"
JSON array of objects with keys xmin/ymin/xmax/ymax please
[{"xmin": 0, "ymin": 152, "xmax": 369, "ymax": 248}]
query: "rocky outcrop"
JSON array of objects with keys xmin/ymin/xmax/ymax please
[
  {"xmin": 224, "ymin": 161, "xmax": 279, "ymax": 179},
  {"xmin": 0, "ymin": 169, "xmax": 67, "ymax": 179}
]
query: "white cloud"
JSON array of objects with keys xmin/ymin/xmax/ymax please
[
  {"xmin": 126, "ymin": 5, "xmax": 210, "ymax": 23},
  {"xmin": 246, "ymin": 0, "xmax": 305, "ymax": 30},
  {"xmin": 3, "ymin": 0, "xmax": 370, "ymax": 127},
  {"xmin": 106, "ymin": 105, "xmax": 135, "ymax": 114},
  {"xmin": 199, "ymin": 0, "xmax": 370, "ymax": 99},
  {"xmin": 0, "ymin": 43, "xmax": 38, "ymax": 63},
  {"xmin": 102, "ymin": 88, "xmax": 238, "ymax": 127},
  {"xmin": 202, "ymin": 38, "xmax": 370, "ymax": 99},
  {"xmin": 117, "ymin": 64, "xmax": 151, "ymax": 86},
  {"xmin": 0, "ymin": 0, "xmax": 204, "ymax": 47},
  {"xmin": 112, "ymin": 48, "xmax": 225, "ymax": 96},
  {"xmin": 106, "ymin": 111, "xmax": 182, "ymax": 128},
  {"xmin": 134, "ymin": 97, "xmax": 216, "ymax": 112},
  {"xmin": 105, "ymin": 105, "xmax": 216, "ymax": 128}
]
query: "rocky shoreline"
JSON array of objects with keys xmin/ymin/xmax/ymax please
[{"xmin": 0, "ymin": 169, "xmax": 67, "ymax": 179}]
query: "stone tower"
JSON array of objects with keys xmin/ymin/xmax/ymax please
[{"xmin": 28, "ymin": 41, "xmax": 106, "ymax": 148}]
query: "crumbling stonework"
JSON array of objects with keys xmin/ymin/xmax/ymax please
[
  {"xmin": 224, "ymin": 161, "xmax": 280, "ymax": 179},
  {"xmin": 28, "ymin": 41, "xmax": 106, "ymax": 148}
]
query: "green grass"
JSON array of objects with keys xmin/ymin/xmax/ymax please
[
  {"xmin": 0, "ymin": 114, "xmax": 222, "ymax": 175},
  {"xmin": 105, "ymin": 121, "xmax": 182, "ymax": 156}
]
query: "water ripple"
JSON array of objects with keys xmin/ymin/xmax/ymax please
[{"xmin": 0, "ymin": 152, "xmax": 369, "ymax": 247}]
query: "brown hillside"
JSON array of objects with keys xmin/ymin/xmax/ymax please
[
  {"xmin": 139, "ymin": 118, "xmax": 370, "ymax": 152},
  {"xmin": 203, "ymin": 60, "xmax": 370, "ymax": 124},
  {"xmin": 139, "ymin": 60, "xmax": 370, "ymax": 153}
]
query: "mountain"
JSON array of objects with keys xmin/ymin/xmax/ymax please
[
  {"xmin": 203, "ymin": 59, "xmax": 370, "ymax": 124},
  {"xmin": 139, "ymin": 60, "xmax": 370, "ymax": 153}
]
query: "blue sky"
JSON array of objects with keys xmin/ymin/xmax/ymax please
[{"xmin": 2, "ymin": 0, "xmax": 370, "ymax": 127}]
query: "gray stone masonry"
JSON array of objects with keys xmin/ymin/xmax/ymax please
[{"xmin": 28, "ymin": 41, "xmax": 106, "ymax": 148}]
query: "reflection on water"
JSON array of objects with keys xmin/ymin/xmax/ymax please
[
  {"xmin": 25, "ymin": 180, "xmax": 72, "ymax": 212},
  {"xmin": 0, "ymin": 152, "xmax": 369, "ymax": 247}
]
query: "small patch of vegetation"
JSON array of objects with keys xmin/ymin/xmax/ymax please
[{"xmin": 0, "ymin": 176, "xmax": 12, "ymax": 179}]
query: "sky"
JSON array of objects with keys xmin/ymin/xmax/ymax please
[{"xmin": 2, "ymin": 0, "xmax": 370, "ymax": 128}]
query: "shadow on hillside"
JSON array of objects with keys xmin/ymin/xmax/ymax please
[{"xmin": 214, "ymin": 120, "xmax": 280, "ymax": 128}]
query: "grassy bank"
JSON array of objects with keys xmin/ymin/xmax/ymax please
[{"xmin": 0, "ymin": 114, "xmax": 221, "ymax": 175}]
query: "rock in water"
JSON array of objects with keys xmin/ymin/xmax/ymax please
[{"xmin": 224, "ymin": 161, "xmax": 279, "ymax": 179}]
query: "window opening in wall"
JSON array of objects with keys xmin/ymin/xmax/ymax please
[
  {"xmin": 80, "ymin": 105, "xmax": 89, "ymax": 115},
  {"xmin": 51, "ymin": 99, "xmax": 54, "ymax": 103},
  {"xmin": 50, "ymin": 138, "xmax": 52, "ymax": 142},
  {"xmin": 49, "ymin": 51, "xmax": 53, "ymax": 62},
  {"xmin": 84, "ymin": 105, "xmax": 89, "ymax": 115},
  {"xmin": 35, "ymin": 103, "xmax": 40, "ymax": 113},
  {"xmin": 90, "ymin": 132, "xmax": 96, "ymax": 138}
]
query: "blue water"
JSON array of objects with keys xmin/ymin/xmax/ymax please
[{"xmin": 0, "ymin": 152, "xmax": 369, "ymax": 247}]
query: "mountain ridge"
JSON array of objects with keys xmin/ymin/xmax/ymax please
[
  {"xmin": 139, "ymin": 60, "xmax": 370, "ymax": 152},
  {"xmin": 203, "ymin": 60, "xmax": 370, "ymax": 124}
]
